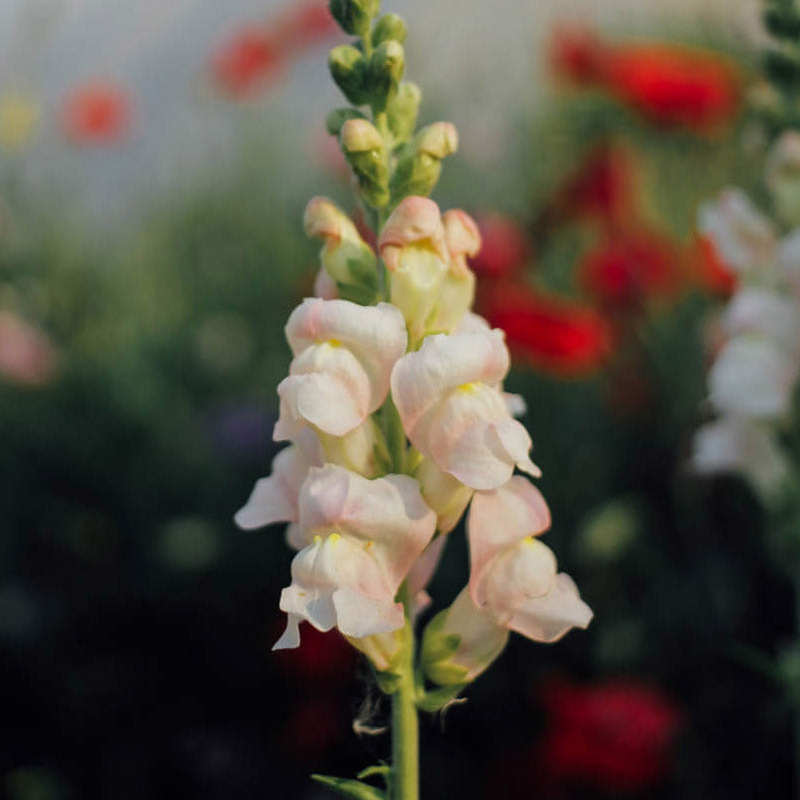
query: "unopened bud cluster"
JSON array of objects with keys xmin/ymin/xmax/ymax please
[{"xmin": 324, "ymin": 0, "xmax": 457, "ymax": 220}]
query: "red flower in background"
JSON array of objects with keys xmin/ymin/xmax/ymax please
[
  {"xmin": 212, "ymin": 28, "xmax": 284, "ymax": 98},
  {"xmin": 552, "ymin": 27, "xmax": 742, "ymax": 134},
  {"xmin": 555, "ymin": 142, "xmax": 637, "ymax": 226},
  {"xmin": 61, "ymin": 81, "xmax": 132, "ymax": 145},
  {"xmin": 689, "ymin": 233, "xmax": 737, "ymax": 296},
  {"xmin": 481, "ymin": 283, "xmax": 613, "ymax": 377},
  {"xmin": 471, "ymin": 214, "xmax": 532, "ymax": 279},
  {"xmin": 579, "ymin": 228, "xmax": 683, "ymax": 310},
  {"xmin": 537, "ymin": 677, "xmax": 682, "ymax": 794},
  {"xmin": 211, "ymin": 1, "xmax": 338, "ymax": 99}
]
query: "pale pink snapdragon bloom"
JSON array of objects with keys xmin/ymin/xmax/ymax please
[
  {"xmin": 274, "ymin": 297, "xmax": 406, "ymax": 440},
  {"xmin": 422, "ymin": 476, "xmax": 592, "ymax": 683},
  {"xmin": 274, "ymin": 464, "xmax": 436, "ymax": 648},
  {"xmin": 391, "ymin": 327, "xmax": 540, "ymax": 491}
]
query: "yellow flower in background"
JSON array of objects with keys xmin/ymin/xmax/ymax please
[{"xmin": 0, "ymin": 92, "xmax": 39, "ymax": 151}]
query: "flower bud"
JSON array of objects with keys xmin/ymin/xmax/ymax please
[
  {"xmin": 390, "ymin": 124, "xmax": 457, "ymax": 201},
  {"xmin": 325, "ymin": 107, "xmax": 367, "ymax": 137},
  {"xmin": 303, "ymin": 196, "xmax": 379, "ymax": 301},
  {"xmin": 373, "ymin": 13, "xmax": 407, "ymax": 45},
  {"xmin": 338, "ymin": 121, "xmax": 390, "ymax": 208},
  {"xmin": 340, "ymin": 118, "xmax": 383, "ymax": 152},
  {"xmin": 387, "ymin": 82, "xmax": 421, "ymax": 142},
  {"xmin": 766, "ymin": 130, "xmax": 800, "ymax": 228},
  {"xmin": 329, "ymin": 45, "xmax": 369, "ymax": 105},
  {"xmin": 390, "ymin": 145, "xmax": 442, "ymax": 200},
  {"xmin": 366, "ymin": 41, "xmax": 405, "ymax": 110},
  {"xmin": 415, "ymin": 122, "xmax": 459, "ymax": 160},
  {"xmin": 328, "ymin": 0, "xmax": 379, "ymax": 36},
  {"xmin": 379, "ymin": 196, "xmax": 450, "ymax": 341},
  {"xmin": 421, "ymin": 589, "xmax": 509, "ymax": 686}
]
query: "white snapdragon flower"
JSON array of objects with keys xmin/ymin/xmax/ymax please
[
  {"xmin": 274, "ymin": 298, "xmax": 407, "ymax": 440},
  {"xmin": 421, "ymin": 477, "xmax": 592, "ymax": 685},
  {"xmin": 708, "ymin": 336, "xmax": 799, "ymax": 420},
  {"xmin": 467, "ymin": 477, "xmax": 592, "ymax": 643},
  {"xmin": 274, "ymin": 464, "xmax": 436, "ymax": 648},
  {"xmin": 391, "ymin": 328, "xmax": 540, "ymax": 490}
]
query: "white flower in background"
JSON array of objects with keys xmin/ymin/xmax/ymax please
[
  {"xmin": 273, "ymin": 464, "xmax": 436, "ymax": 648},
  {"xmin": 391, "ymin": 328, "xmax": 540, "ymax": 491},
  {"xmin": 694, "ymin": 159, "xmax": 800, "ymax": 502},
  {"xmin": 697, "ymin": 188, "xmax": 776, "ymax": 276},
  {"xmin": 274, "ymin": 298, "xmax": 407, "ymax": 440},
  {"xmin": 693, "ymin": 415, "xmax": 789, "ymax": 500},
  {"xmin": 708, "ymin": 336, "xmax": 799, "ymax": 420}
]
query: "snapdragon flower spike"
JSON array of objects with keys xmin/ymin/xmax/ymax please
[
  {"xmin": 274, "ymin": 297, "xmax": 407, "ymax": 440},
  {"xmin": 467, "ymin": 477, "xmax": 593, "ymax": 643},
  {"xmin": 391, "ymin": 327, "xmax": 540, "ymax": 491},
  {"xmin": 274, "ymin": 463, "xmax": 436, "ymax": 649}
]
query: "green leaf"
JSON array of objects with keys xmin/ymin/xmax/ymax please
[{"xmin": 311, "ymin": 774, "xmax": 387, "ymax": 800}]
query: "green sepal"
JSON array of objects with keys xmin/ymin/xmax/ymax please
[
  {"xmin": 419, "ymin": 609, "xmax": 469, "ymax": 687},
  {"xmin": 326, "ymin": 107, "xmax": 368, "ymax": 136},
  {"xmin": 390, "ymin": 147, "xmax": 441, "ymax": 201},
  {"xmin": 386, "ymin": 82, "xmax": 421, "ymax": 142},
  {"xmin": 342, "ymin": 255, "xmax": 380, "ymax": 299},
  {"xmin": 372, "ymin": 13, "xmax": 407, "ymax": 45},
  {"xmin": 375, "ymin": 668, "xmax": 402, "ymax": 695},
  {"xmin": 416, "ymin": 683, "xmax": 467, "ymax": 713},
  {"xmin": 311, "ymin": 774, "xmax": 387, "ymax": 800},
  {"xmin": 329, "ymin": 45, "xmax": 369, "ymax": 105}
]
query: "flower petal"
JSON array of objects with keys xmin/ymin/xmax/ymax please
[
  {"xmin": 505, "ymin": 573, "xmax": 593, "ymax": 643},
  {"xmin": 468, "ymin": 475, "xmax": 551, "ymax": 602}
]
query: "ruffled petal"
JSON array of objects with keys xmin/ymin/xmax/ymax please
[
  {"xmin": 505, "ymin": 573, "xmax": 593, "ymax": 643},
  {"xmin": 296, "ymin": 464, "xmax": 436, "ymax": 590},
  {"xmin": 234, "ymin": 444, "xmax": 317, "ymax": 530},
  {"xmin": 276, "ymin": 534, "xmax": 404, "ymax": 647}
]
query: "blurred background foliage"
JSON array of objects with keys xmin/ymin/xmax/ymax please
[{"xmin": 0, "ymin": 0, "xmax": 796, "ymax": 798}]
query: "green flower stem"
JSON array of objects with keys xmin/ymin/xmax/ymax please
[{"xmin": 392, "ymin": 585, "xmax": 419, "ymax": 800}]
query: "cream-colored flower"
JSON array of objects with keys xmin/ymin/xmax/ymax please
[
  {"xmin": 274, "ymin": 298, "xmax": 407, "ymax": 440},
  {"xmin": 391, "ymin": 329, "xmax": 540, "ymax": 490}
]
